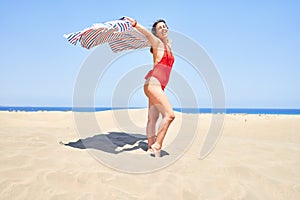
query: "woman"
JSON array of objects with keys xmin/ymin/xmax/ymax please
[{"xmin": 125, "ymin": 17, "xmax": 175, "ymax": 157}]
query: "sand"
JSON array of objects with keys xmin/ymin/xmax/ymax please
[{"xmin": 0, "ymin": 110, "xmax": 299, "ymax": 200}]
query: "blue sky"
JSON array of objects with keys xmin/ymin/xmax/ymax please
[{"xmin": 0, "ymin": 0, "xmax": 299, "ymax": 108}]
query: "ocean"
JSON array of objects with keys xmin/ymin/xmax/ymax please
[{"xmin": 0, "ymin": 107, "xmax": 300, "ymax": 115}]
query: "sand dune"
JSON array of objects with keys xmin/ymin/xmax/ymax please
[{"xmin": 0, "ymin": 110, "xmax": 299, "ymax": 199}]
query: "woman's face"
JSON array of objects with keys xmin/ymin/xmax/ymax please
[{"xmin": 155, "ymin": 22, "xmax": 168, "ymax": 40}]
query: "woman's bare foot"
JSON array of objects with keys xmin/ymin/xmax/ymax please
[
  {"xmin": 151, "ymin": 142, "xmax": 161, "ymax": 157},
  {"xmin": 147, "ymin": 148, "xmax": 154, "ymax": 154}
]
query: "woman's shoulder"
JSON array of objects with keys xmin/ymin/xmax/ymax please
[{"xmin": 152, "ymin": 41, "xmax": 164, "ymax": 53}]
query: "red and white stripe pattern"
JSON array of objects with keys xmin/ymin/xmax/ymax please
[{"xmin": 64, "ymin": 19, "xmax": 150, "ymax": 52}]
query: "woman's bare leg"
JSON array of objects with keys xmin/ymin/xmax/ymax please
[
  {"xmin": 146, "ymin": 101, "xmax": 159, "ymax": 149},
  {"xmin": 144, "ymin": 81, "xmax": 175, "ymax": 150}
]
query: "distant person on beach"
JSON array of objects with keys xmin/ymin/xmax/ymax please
[{"xmin": 125, "ymin": 17, "xmax": 175, "ymax": 157}]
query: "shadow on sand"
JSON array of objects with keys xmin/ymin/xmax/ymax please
[{"xmin": 61, "ymin": 132, "xmax": 169, "ymax": 157}]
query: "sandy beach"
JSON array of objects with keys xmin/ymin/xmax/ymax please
[{"xmin": 0, "ymin": 109, "xmax": 299, "ymax": 200}]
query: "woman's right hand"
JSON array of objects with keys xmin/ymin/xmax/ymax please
[{"xmin": 123, "ymin": 16, "xmax": 137, "ymax": 27}]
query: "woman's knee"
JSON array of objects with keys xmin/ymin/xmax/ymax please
[{"xmin": 165, "ymin": 112, "xmax": 175, "ymax": 122}]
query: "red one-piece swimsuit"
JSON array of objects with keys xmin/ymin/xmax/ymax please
[{"xmin": 144, "ymin": 44, "xmax": 175, "ymax": 90}]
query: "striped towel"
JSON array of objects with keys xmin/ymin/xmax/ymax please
[{"xmin": 64, "ymin": 18, "xmax": 150, "ymax": 52}]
